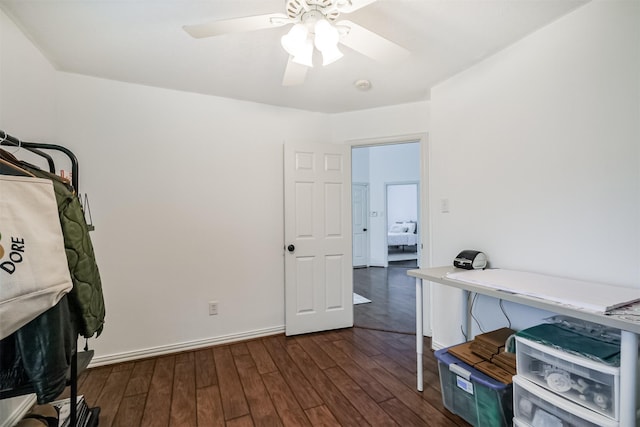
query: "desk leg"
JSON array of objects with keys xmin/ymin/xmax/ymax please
[
  {"xmin": 416, "ymin": 277, "xmax": 423, "ymax": 392},
  {"xmin": 462, "ymin": 291, "xmax": 473, "ymax": 341},
  {"xmin": 620, "ymin": 330, "xmax": 638, "ymax": 426}
]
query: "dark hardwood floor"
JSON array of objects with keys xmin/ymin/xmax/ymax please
[
  {"xmin": 59, "ymin": 328, "xmax": 469, "ymax": 426},
  {"xmin": 49, "ymin": 263, "xmax": 472, "ymax": 426},
  {"xmin": 353, "ymin": 261, "xmax": 418, "ymax": 334}
]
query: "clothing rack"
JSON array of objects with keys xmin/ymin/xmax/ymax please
[
  {"xmin": 0, "ymin": 130, "xmax": 97, "ymax": 427},
  {"xmin": 1, "ymin": 130, "xmax": 79, "ymax": 191}
]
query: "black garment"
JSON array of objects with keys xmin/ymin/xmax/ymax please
[
  {"xmin": 0, "ymin": 297, "xmax": 75, "ymax": 403},
  {"xmin": 0, "ymin": 156, "xmax": 33, "ymax": 177}
]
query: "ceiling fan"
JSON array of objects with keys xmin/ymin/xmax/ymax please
[{"xmin": 183, "ymin": 0, "xmax": 409, "ymax": 86}]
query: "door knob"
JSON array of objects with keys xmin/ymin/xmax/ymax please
[
  {"xmin": 363, "ymin": 228, "xmax": 367, "ymax": 232},
  {"xmin": 287, "ymin": 244, "xmax": 295, "ymax": 252}
]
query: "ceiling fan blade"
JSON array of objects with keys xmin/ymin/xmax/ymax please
[
  {"xmin": 336, "ymin": 0, "xmax": 378, "ymax": 14},
  {"xmin": 282, "ymin": 57, "xmax": 308, "ymax": 86},
  {"xmin": 337, "ymin": 20, "xmax": 409, "ymax": 63},
  {"xmin": 184, "ymin": 13, "xmax": 289, "ymax": 38}
]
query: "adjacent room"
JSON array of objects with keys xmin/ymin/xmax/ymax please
[
  {"xmin": 351, "ymin": 142, "xmax": 421, "ymax": 334},
  {"xmin": 1, "ymin": 1, "xmax": 638, "ymax": 426}
]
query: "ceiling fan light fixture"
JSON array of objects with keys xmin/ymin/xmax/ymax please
[
  {"xmin": 281, "ymin": 23, "xmax": 308, "ymax": 56},
  {"xmin": 314, "ymin": 18, "xmax": 339, "ymax": 51},
  {"xmin": 185, "ymin": 0, "xmax": 410, "ymax": 86},
  {"xmin": 292, "ymin": 38, "xmax": 314, "ymax": 67},
  {"xmin": 314, "ymin": 18, "xmax": 343, "ymax": 66},
  {"xmin": 321, "ymin": 44, "xmax": 343, "ymax": 66}
]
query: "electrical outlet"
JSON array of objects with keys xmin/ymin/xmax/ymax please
[
  {"xmin": 441, "ymin": 198, "xmax": 450, "ymax": 213},
  {"xmin": 208, "ymin": 301, "xmax": 218, "ymax": 316}
]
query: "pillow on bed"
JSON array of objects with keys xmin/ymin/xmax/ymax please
[
  {"xmin": 403, "ymin": 222, "xmax": 416, "ymax": 233},
  {"xmin": 389, "ymin": 224, "xmax": 405, "ymax": 233}
]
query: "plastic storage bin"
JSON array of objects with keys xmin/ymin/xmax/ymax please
[
  {"xmin": 513, "ymin": 375, "xmax": 618, "ymax": 427},
  {"xmin": 434, "ymin": 348, "xmax": 513, "ymax": 427},
  {"xmin": 515, "ymin": 336, "xmax": 619, "ymax": 420}
]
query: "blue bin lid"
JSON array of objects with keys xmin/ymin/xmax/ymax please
[{"xmin": 434, "ymin": 347, "xmax": 510, "ymax": 391}]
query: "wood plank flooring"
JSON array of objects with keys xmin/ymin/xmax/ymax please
[
  {"xmin": 353, "ymin": 262, "xmax": 417, "ymax": 334},
  {"xmin": 62, "ymin": 328, "xmax": 470, "ymax": 426},
  {"xmin": 52, "ymin": 262, "xmax": 469, "ymax": 426}
]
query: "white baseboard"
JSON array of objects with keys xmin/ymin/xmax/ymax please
[
  {"xmin": 431, "ymin": 340, "xmax": 446, "ymax": 351},
  {"xmin": 1, "ymin": 395, "xmax": 36, "ymax": 427},
  {"xmin": 89, "ymin": 325, "xmax": 285, "ymax": 367}
]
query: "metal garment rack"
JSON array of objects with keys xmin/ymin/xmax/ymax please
[
  {"xmin": 0, "ymin": 130, "xmax": 93, "ymax": 427},
  {"xmin": 1, "ymin": 130, "xmax": 79, "ymax": 191}
]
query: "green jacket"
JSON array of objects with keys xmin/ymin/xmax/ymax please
[{"xmin": 24, "ymin": 165, "xmax": 105, "ymax": 338}]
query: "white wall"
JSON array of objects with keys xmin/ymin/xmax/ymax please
[
  {"xmin": 429, "ymin": 0, "xmax": 640, "ymax": 347},
  {"xmin": 330, "ymin": 101, "xmax": 430, "ymax": 143},
  {"xmin": 387, "ymin": 183, "xmax": 418, "ymax": 228},
  {"xmin": 0, "ymin": 10, "xmax": 56, "ymax": 140},
  {"xmin": 351, "ymin": 145, "xmax": 369, "ymax": 183},
  {"xmin": 54, "ymin": 72, "xmax": 332, "ymax": 360}
]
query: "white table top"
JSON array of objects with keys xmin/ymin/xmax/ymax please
[{"xmin": 408, "ymin": 266, "xmax": 640, "ymax": 335}]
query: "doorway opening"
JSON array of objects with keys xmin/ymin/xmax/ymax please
[
  {"xmin": 386, "ymin": 182, "xmax": 419, "ymax": 267},
  {"xmin": 350, "ymin": 135, "xmax": 428, "ymax": 335}
]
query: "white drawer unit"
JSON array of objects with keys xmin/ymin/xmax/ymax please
[
  {"xmin": 512, "ymin": 417, "xmax": 528, "ymax": 427},
  {"xmin": 515, "ymin": 336, "xmax": 619, "ymax": 420},
  {"xmin": 513, "ymin": 375, "xmax": 619, "ymax": 427}
]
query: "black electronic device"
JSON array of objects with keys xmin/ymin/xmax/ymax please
[{"xmin": 453, "ymin": 250, "xmax": 487, "ymax": 270}]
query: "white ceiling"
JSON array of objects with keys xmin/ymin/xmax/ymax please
[{"xmin": 1, "ymin": 0, "xmax": 588, "ymax": 113}]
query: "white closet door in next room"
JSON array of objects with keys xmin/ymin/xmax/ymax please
[{"xmin": 352, "ymin": 183, "xmax": 369, "ymax": 267}]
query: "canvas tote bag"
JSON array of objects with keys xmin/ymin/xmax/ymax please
[{"xmin": 0, "ymin": 175, "xmax": 73, "ymax": 339}]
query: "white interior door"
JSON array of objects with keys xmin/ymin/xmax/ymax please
[
  {"xmin": 284, "ymin": 142, "xmax": 353, "ymax": 336},
  {"xmin": 352, "ymin": 183, "xmax": 369, "ymax": 267}
]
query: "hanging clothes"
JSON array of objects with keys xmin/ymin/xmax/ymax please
[
  {"xmin": 18, "ymin": 162, "xmax": 106, "ymax": 339},
  {"xmin": 0, "ymin": 158, "xmax": 35, "ymax": 177},
  {"xmin": 1, "ymin": 150, "xmax": 105, "ymax": 337},
  {"xmin": 0, "ymin": 150, "xmax": 77, "ymax": 403},
  {"xmin": 0, "ymin": 143, "xmax": 105, "ymax": 404}
]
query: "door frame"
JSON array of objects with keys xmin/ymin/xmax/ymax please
[{"xmin": 346, "ymin": 133, "xmax": 432, "ymax": 337}]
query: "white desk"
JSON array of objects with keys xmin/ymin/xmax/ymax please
[{"xmin": 408, "ymin": 266, "xmax": 640, "ymax": 426}]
